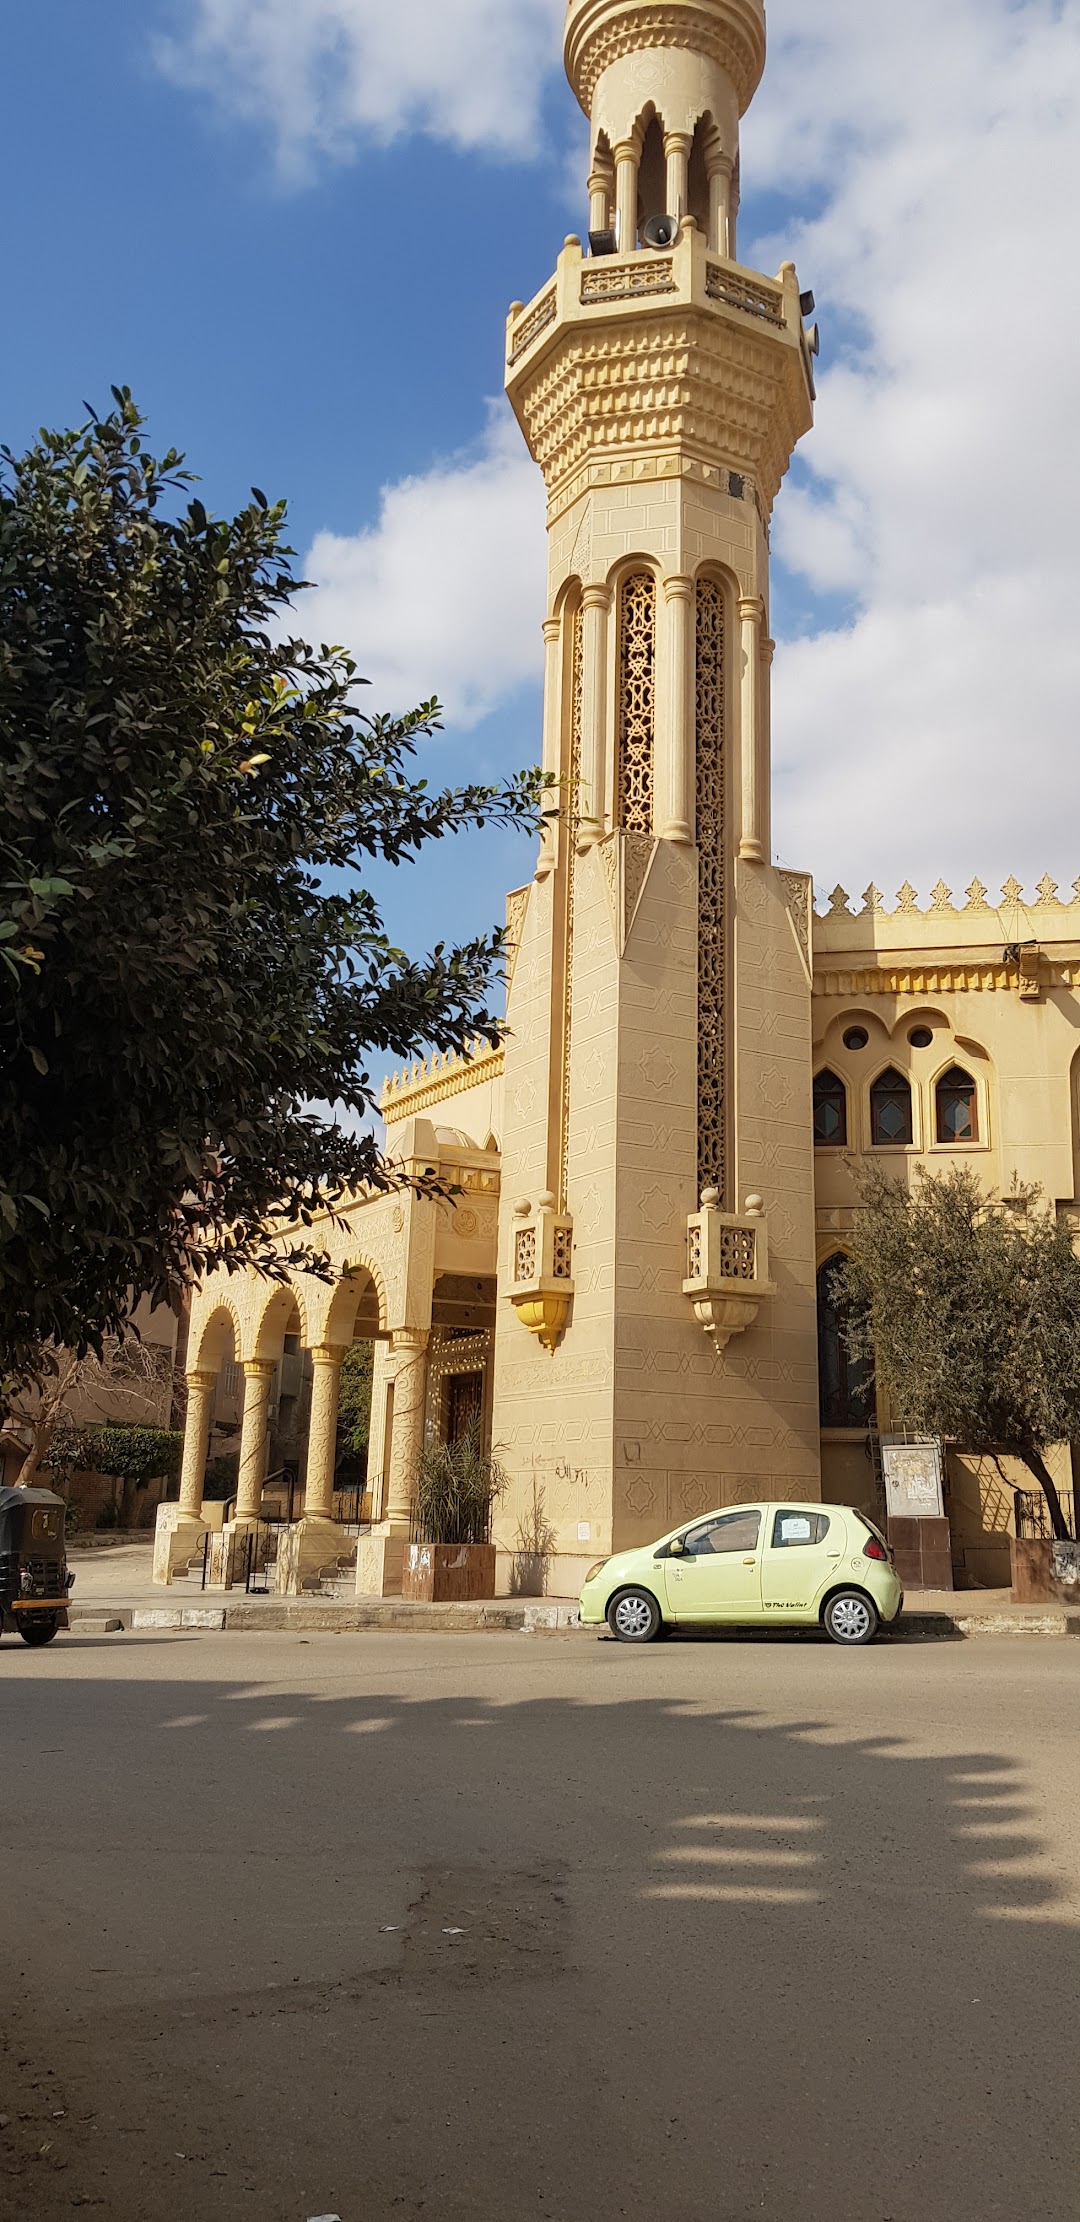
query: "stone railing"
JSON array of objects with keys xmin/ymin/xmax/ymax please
[
  {"xmin": 507, "ymin": 287, "xmax": 557, "ymax": 366},
  {"xmin": 704, "ymin": 261, "xmax": 786, "ymax": 327},
  {"xmin": 580, "ymin": 256, "xmax": 677, "ymax": 304}
]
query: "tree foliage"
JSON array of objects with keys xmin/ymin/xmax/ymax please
[
  {"xmin": 841, "ymin": 1165, "xmax": 1080, "ymax": 1539},
  {"xmin": 0, "ymin": 393, "xmax": 545, "ymax": 1378},
  {"xmin": 335, "ymin": 1340, "xmax": 374, "ymax": 1485}
]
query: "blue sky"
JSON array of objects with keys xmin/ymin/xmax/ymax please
[{"xmin": 7, "ymin": 0, "xmax": 1080, "ymax": 957}]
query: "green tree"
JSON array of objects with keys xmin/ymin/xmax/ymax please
[
  {"xmin": 335, "ymin": 1340, "xmax": 374, "ymax": 1488},
  {"xmin": 842, "ymin": 1165, "xmax": 1080, "ymax": 1540},
  {"xmin": 92, "ymin": 1423, "xmax": 183, "ymax": 1528},
  {"xmin": 0, "ymin": 393, "xmax": 544, "ymax": 1379}
]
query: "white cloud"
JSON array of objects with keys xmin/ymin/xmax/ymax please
[
  {"xmin": 156, "ymin": 0, "xmax": 563, "ymax": 169},
  {"xmin": 300, "ymin": 407, "xmax": 547, "ymax": 727},
  {"xmin": 178, "ymin": 0, "xmax": 1080, "ymax": 901},
  {"xmin": 752, "ymin": 0, "xmax": 1080, "ymax": 897}
]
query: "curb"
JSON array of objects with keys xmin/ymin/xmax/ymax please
[
  {"xmin": 64, "ymin": 1600, "xmax": 1080, "ymax": 1639},
  {"xmin": 68, "ymin": 1600, "xmax": 585, "ymax": 1636}
]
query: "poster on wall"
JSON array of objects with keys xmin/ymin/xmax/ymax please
[{"xmin": 881, "ymin": 1438, "xmax": 945, "ymax": 1520}]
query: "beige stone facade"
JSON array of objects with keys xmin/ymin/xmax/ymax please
[{"xmin": 158, "ymin": 0, "xmax": 1080, "ymax": 1595}]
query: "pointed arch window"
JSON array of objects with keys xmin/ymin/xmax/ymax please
[
  {"xmin": 817, "ymin": 1258, "xmax": 874, "ymax": 1430},
  {"xmin": 870, "ymin": 1066, "xmax": 913, "ymax": 1147},
  {"xmin": 813, "ymin": 1069, "xmax": 847, "ymax": 1148},
  {"xmin": 936, "ymin": 1065, "xmax": 978, "ymax": 1144}
]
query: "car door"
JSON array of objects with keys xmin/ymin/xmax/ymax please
[
  {"xmin": 663, "ymin": 1507, "xmax": 764, "ymax": 1624},
  {"xmin": 759, "ymin": 1507, "xmax": 842, "ymax": 1622}
]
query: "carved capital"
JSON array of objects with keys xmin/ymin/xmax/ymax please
[
  {"xmin": 662, "ymin": 573, "xmax": 695, "ymax": 604},
  {"xmin": 581, "ymin": 581, "xmax": 613, "ymax": 613},
  {"xmin": 242, "ymin": 1357, "xmax": 277, "ymax": 1383}
]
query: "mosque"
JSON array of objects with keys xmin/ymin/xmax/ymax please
[{"xmin": 156, "ymin": 0, "xmax": 1080, "ymax": 1597}]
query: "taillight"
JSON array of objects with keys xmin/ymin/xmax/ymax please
[{"xmin": 863, "ymin": 1536, "xmax": 889, "ymax": 1562}]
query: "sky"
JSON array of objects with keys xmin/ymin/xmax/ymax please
[{"xmin": 5, "ymin": 0, "xmax": 1080, "ymax": 955}]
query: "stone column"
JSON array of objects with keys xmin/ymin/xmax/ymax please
[
  {"xmin": 153, "ymin": 1366, "xmax": 214, "ymax": 1585},
  {"xmin": 664, "ymin": 132, "xmax": 692, "ymax": 222},
  {"xmin": 356, "ymin": 1330, "xmax": 430, "ymax": 1598},
  {"xmin": 385, "ymin": 1330, "xmax": 430, "ymax": 1527},
  {"xmin": 709, "ymin": 155, "xmax": 734, "ymax": 257},
  {"xmin": 178, "ymin": 1370, "xmax": 215, "ymax": 1519},
  {"xmin": 536, "ymin": 615, "xmax": 562, "ymax": 879},
  {"xmin": 614, "ymin": 141, "xmax": 638, "ymax": 253},
  {"xmin": 588, "ymin": 156, "xmax": 613, "ymax": 238},
  {"xmin": 760, "ymin": 633, "xmax": 775, "ymax": 870},
  {"xmin": 578, "ymin": 583, "xmax": 611, "ymax": 846},
  {"xmin": 235, "ymin": 1358, "xmax": 275, "ymax": 1522},
  {"xmin": 738, "ymin": 596, "xmax": 765, "ymax": 863},
  {"xmin": 274, "ymin": 1344, "xmax": 346, "ymax": 1596},
  {"xmin": 660, "ymin": 575, "xmax": 695, "ymax": 842},
  {"xmin": 302, "ymin": 1346, "xmax": 343, "ymax": 1521}
]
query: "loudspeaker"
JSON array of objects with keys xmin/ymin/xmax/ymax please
[{"xmin": 642, "ymin": 213, "xmax": 679, "ymax": 250}]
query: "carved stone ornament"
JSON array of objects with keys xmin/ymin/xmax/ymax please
[
  {"xmin": 682, "ymin": 1190, "xmax": 775, "ymax": 1350},
  {"xmin": 508, "ymin": 1193, "xmax": 575, "ymax": 1354}
]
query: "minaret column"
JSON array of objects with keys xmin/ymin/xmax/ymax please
[
  {"xmin": 614, "ymin": 140, "xmax": 639, "ymax": 252},
  {"xmin": 660, "ymin": 574, "xmax": 695, "ymax": 843},
  {"xmin": 708, "ymin": 154, "xmax": 735, "ymax": 257},
  {"xmin": 588, "ymin": 150, "xmax": 614, "ymax": 237},
  {"xmin": 536, "ymin": 614, "xmax": 562, "ymax": 878},
  {"xmin": 760, "ymin": 632, "xmax": 775, "ymax": 871},
  {"xmin": 738, "ymin": 595, "xmax": 766, "ymax": 863},
  {"xmin": 664, "ymin": 132, "xmax": 693, "ymax": 221},
  {"xmin": 579, "ymin": 583, "xmax": 611, "ymax": 846}
]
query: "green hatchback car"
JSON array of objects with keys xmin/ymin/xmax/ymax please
[{"xmin": 579, "ymin": 1501, "xmax": 903, "ymax": 1646}]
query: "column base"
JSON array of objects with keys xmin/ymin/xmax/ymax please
[
  {"xmin": 355, "ymin": 1524, "xmax": 410, "ymax": 1599},
  {"xmin": 153, "ymin": 1505, "xmax": 207, "ymax": 1587},
  {"xmin": 274, "ymin": 1516, "xmax": 346, "ymax": 1597}
]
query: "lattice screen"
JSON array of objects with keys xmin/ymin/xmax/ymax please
[
  {"xmin": 696, "ymin": 578, "xmax": 727, "ymax": 1202},
  {"xmin": 559, "ymin": 603, "xmax": 583, "ymax": 1212},
  {"xmin": 617, "ymin": 572, "xmax": 656, "ymax": 833}
]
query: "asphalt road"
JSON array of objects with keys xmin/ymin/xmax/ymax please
[{"xmin": 2, "ymin": 1627, "xmax": 1080, "ymax": 2222}]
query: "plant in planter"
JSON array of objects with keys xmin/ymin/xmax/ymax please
[{"xmin": 404, "ymin": 1421, "xmax": 507, "ymax": 1602}]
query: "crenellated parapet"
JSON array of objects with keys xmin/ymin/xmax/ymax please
[
  {"xmin": 814, "ymin": 875, "xmax": 1080, "ymax": 1003},
  {"xmin": 380, "ymin": 1039, "xmax": 505, "ymax": 1126}
]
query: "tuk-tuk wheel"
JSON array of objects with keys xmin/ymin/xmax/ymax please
[{"xmin": 18, "ymin": 1615, "xmax": 60, "ymax": 1647}]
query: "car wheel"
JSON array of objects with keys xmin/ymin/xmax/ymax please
[
  {"xmin": 606, "ymin": 1588, "xmax": 663, "ymax": 1643},
  {"xmin": 822, "ymin": 1590, "xmax": 878, "ymax": 1647},
  {"xmin": 18, "ymin": 1615, "xmax": 60, "ymax": 1648}
]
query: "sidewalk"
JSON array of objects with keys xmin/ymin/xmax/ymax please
[{"xmin": 60, "ymin": 1546, "xmax": 1080, "ymax": 1638}]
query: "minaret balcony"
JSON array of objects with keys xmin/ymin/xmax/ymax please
[
  {"xmin": 682, "ymin": 1190, "xmax": 775, "ymax": 1350},
  {"xmin": 506, "ymin": 225, "xmax": 814, "ymax": 511}
]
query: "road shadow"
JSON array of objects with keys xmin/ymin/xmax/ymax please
[{"xmin": 2, "ymin": 1658, "xmax": 1079, "ymax": 2221}]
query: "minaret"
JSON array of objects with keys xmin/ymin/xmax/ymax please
[{"xmin": 491, "ymin": 0, "xmax": 821, "ymax": 1580}]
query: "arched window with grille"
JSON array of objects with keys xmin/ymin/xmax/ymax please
[
  {"xmin": 817, "ymin": 1258, "xmax": 874, "ymax": 1430},
  {"xmin": 813, "ymin": 1069, "xmax": 847, "ymax": 1148},
  {"xmin": 616, "ymin": 572, "xmax": 656, "ymax": 833},
  {"xmin": 870, "ymin": 1065, "xmax": 913, "ymax": 1147},
  {"xmin": 936, "ymin": 1064, "xmax": 978, "ymax": 1143}
]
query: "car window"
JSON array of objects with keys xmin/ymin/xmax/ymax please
[
  {"xmin": 770, "ymin": 1510, "xmax": 831, "ymax": 1549},
  {"xmin": 683, "ymin": 1510, "xmax": 761, "ymax": 1556}
]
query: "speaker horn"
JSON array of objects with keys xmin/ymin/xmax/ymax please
[{"xmin": 642, "ymin": 213, "xmax": 679, "ymax": 250}]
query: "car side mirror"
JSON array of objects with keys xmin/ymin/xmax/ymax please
[{"xmin": 667, "ymin": 1537, "xmax": 687, "ymax": 1558}]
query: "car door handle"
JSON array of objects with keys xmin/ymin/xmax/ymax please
[{"xmin": 742, "ymin": 1557, "xmax": 758, "ymax": 1566}]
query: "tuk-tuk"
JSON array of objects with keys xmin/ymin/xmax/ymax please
[{"xmin": 0, "ymin": 1487, "xmax": 74, "ymax": 1646}]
